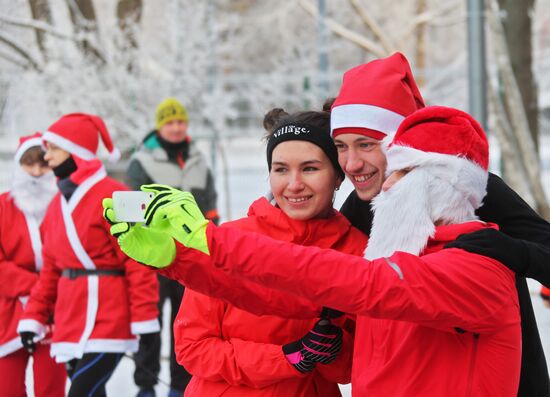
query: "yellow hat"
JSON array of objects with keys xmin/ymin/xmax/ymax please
[{"xmin": 156, "ymin": 98, "xmax": 188, "ymax": 129}]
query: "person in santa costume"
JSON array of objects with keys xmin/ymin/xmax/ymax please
[
  {"xmin": 0, "ymin": 133, "xmax": 66, "ymax": 397},
  {"xmin": 327, "ymin": 52, "xmax": 548, "ymax": 397},
  {"xmin": 121, "ymin": 106, "xmax": 523, "ymax": 396},
  {"xmin": 17, "ymin": 114, "xmax": 160, "ymax": 397},
  {"xmin": 104, "ymin": 107, "xmax": 368, "ymax": 397}
]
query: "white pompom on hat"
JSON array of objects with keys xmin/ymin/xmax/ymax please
[{"xmin": 43, "ymin": 113, "xmax": 120, "ymax": 162}]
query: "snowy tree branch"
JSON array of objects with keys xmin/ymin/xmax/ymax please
[
  {"xmin": 347, "ymin": 0, "xmax": 395, "ymax": 54},
  {"xmin": 397, "ymin": 1, "xmax": 461, "ymax": 45},
  {"xmin": 0, "ymin": 32, "xmax": 41, "ymax": 71},
  {"xmin": 0, "ymin": 14, "xmax": 74, "ymax": 41},
  {"xmin": 0, "ymin": 13, "xmax": 106, "ymax": 64},
  {"xmin": 0, "ymin": 48, "xmax": 28, "ymax": 69},
  {"xmin": 298, "ymin": 0, "xmax": 388, "ymax": 57}
]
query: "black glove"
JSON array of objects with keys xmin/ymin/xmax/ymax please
[
  {"xmin": 138, "ymin": 332, "xmax": 160, "ymax": 347},
  {"xmin": 20, "ymin": 331, "xmax": 37, "ymax": 353},
  {"xmin": 283, "ymin": 319, "xmax": 343, "ymax": 373},
  {"xmin": 320, "ymin": 307, "xmax": 344, "ymax": 319},
  {"xmin": 445, "ymin": 228, "xmax": 528, "ymax": 275}
]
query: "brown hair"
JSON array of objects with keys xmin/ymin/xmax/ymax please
[
  {"xmin": 322, "ymin": 97, "xmax": 336, "ymax": 112},
  {"xmin": 19, "ymin": 146, "xmax": 48, "ymax": 167}
]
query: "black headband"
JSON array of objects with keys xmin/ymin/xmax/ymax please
[{"xmin": 266, "ymin": 122, "xmax": 344, "ymax": 179}]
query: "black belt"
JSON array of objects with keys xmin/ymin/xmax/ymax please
[{"xmin": 62, "ymin": 268, "xmax": 125, "ymax": 280}]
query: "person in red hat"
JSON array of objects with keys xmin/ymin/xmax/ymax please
[
  {"xmin": 0, "ymin": 133, "xmax": 66, "ymax": 397},
  {"xmin": 16, "ymin": 114, "xmax": 160, "ymax": 396},
  {"xmin": 329, "ymin": 53, "xmax": 549, "ymax": 397},
  {"xmin": 105, "ymin": 107, "xmax": 367, "ymax": 397},
  {"xmin": 130, "ymin": 106, "xmax": 522, "ymax": 396}
]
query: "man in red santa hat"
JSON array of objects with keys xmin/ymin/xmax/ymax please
[
  {"xmin": 127, "ymin": 106, "xmax": 522, "ymax": 396},
  {"xmin": 330, "ymin": 53, "xmax": 549, "ymax": 397},
  {"xmin": 0, "ymin": 133, "xmax": 65, "ymax": 397},
  {"xmin": 17, "ymin": 114, "xmax": 160, "ymax": 396}
]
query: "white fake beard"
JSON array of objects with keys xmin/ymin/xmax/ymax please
[
  {"xmin": 364, "ymin": 167, "xmax": 479, "ymax": 260},
  {"xmin": 11, "ymin": 166, "xmax": 57, "ymax": 220}
]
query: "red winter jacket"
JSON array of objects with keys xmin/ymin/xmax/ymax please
[
  {"xmin": 168, "ymin": 197, "xmax": 368, "ymax": 397},
  {"xmin": 0, "ymin": 192, "xmax": 43, "ymax": 356},
  {"xmin": 18, "ymin": 160, "xmax": 160, "ymax": 362},
  {"xmin": 203, "ymin": 221, "xmax": 522, "ymax": 396}
]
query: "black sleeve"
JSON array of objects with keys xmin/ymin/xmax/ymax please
[
  {"xmin": 339, "ymin": 191, "xmax": 374, "ymax": 235},
  {"xmin": 476, "ymin": 173, "xmax": 550, "ymax": 285},
  {"xmin": 125, "ymin": 159, "xmax": 154, "ymax": 190}
]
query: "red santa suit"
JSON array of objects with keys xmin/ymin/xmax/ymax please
[
  {"xmin": 0, "ymin": 133, "xmax": 66, "ymax": 397},
  {"xmin": 18, "ymin": 117, "xmax": 160, "ymax": 364},
  {"xmin": 19, "ymin": 159, "xmax": 160, "ymax": 362},
  {"xmin": 203, "ymin": 221, "xmax": 521, "ymax": 396},
  {"xmin": 165, "ymin": 197, "xmax": 368, "ymax": 396},
  {"xmin": 194, "ymin": 106, "xmax": 523, "ymax": 396}
]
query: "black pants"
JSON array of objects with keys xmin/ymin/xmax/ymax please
[
  {"xmin": 134, "ymin": 275, "xmax": 192, "ymax": 391},
  {"xmin": 66, "ymin": 352, "xmax": 123, "ymax": 397}
]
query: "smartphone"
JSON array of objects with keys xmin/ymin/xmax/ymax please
[{"xmin": 112, "ymin": 191, "xmax": 154, "ymax": 223}]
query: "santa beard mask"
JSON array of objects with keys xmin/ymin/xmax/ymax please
[
  {"xmin": 11, "ymin": 165, "xmax": 57, "ymax": 220},
  {"xmin": 364, "ymin": 167, "xmax": 480, "ymax": 260}
]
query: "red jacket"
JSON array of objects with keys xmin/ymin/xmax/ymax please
[
  {"xmin": 0, "ymin": 192, "xmax": 43, "ymax": 356},
  {"xmin": 204, "ymin": 221, "xmax": 521, "ymax": 396},
  {"xmin": 18, "ymin": 162, "xmax": 160, "ymax": 362},
  {"xmin": 170, "ymin": 197, "xmax": 368, "ymax": 396}
]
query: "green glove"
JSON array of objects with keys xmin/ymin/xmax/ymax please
[
  {"xmin": 102, "ymin": 198, "xmax": 176, "ymax": 268},
  {"xmin": 140, "ymin": 184, "xmax": 211, "ymax": 256}
]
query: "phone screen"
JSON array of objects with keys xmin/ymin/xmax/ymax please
[{"xmin": 112, "ymin": 191, "xmax": 154, "ymax": 222}]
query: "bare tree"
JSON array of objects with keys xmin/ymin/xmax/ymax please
[
  {"xmin": 497, "ymin": 0, "xmax": 539, "ymax": 149},
  {"xmin": 28, "ymin": 0, "xmax": 52, "ymax": 61},
  {"xmin": 116, "ymin": 0, "xmax": 142, "ymax": 72},
  {"xmin": 66, "ymin": 0, "xmax": 105, "ymax": 64},
  {"xmin": 488, "ymin": 0, "xmax": 550, "ymax": 218}
]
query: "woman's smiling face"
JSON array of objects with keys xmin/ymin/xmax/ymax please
[{"xmin": 269, "ymin": 141, "xmax": 342, "ymax": 220}]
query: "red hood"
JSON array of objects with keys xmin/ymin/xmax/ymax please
[
  {"xmin": 424, "ymin": 221, "xmax": 499, "ymax": 254},
  {"xmin": 68, "ymin": 156, "xmax": 103, "ymax": 185}
]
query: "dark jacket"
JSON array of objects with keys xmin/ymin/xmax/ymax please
[
  {"xmin": 340, "ymin": 172, "xmax": 550, "ymax": 397},
  {"xmin": 126, "ymin": 131, "xmax": 219, "ymax": 224}
]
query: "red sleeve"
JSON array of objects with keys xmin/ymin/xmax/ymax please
[
  {"xmin": 110, "ymin": 234, "xmax": 160, "ymax": 334},
  {"xmin": 123, "ymin": 256, "xmax": 160, "ymax": 334},
  {"xmin": 0, "ymin": 255, "xmax": 38, "ymax": 298},
  {"xmin": 0, "ymin": 201, "xmax": 38, "ymax": 298},
  {"xmin": 209, "ymin": 225, "xmax": 518, "ymax": 333},
  {"xmin": 174, "ymin": 289, "xmax": 305, "ymax": 388},
  {"xmin": 161, "ymin": 243, "xmax": 321, "ymax": 319},
  {"xmin": 21, "ymin": 241, "xmax": 59, "ymax": 326}
]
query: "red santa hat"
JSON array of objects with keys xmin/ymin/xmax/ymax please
[
  {"xmin": 387, "ymin": 105, "xmax": 489, "ymax": 210},
  {"xmin": 15, "ymin": 132, "xmax": 43, "ymax": 163},
  {"xmin": 331, "ymin": 52, "xmax": 425, "ymax": 141},
  {"xmin": 364, "ymin": 106, "xmax": 489, "ymax": 260},
  {"xmin": 43, "ymin": 113, "xmax": 120, "ymax": 162}
]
